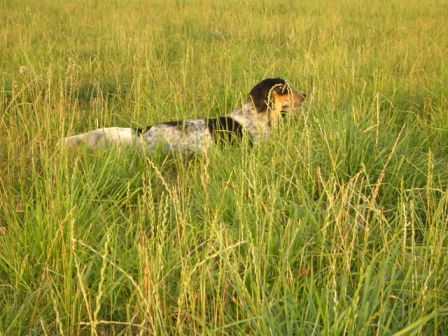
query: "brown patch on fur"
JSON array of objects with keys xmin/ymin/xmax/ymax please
[{"xmin": 267, "ymin": 85, "xmax": 305, "ymax": 126}]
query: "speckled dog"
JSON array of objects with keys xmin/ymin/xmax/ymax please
[{"xmin": 64, "ymin": 77, "xmax": 306, "ymax": 153}]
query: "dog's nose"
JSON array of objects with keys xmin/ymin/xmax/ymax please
[{"xmin": 301, "ymin": 92, "xmax": 307, "ymax": 98}]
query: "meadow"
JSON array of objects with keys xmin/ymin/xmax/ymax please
[{"xmin": 1, "ymin": 0, "xmax": 448, "ymax": 334}]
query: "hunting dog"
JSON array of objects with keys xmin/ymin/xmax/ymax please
[{"xmin": 64, "ymin": 77, "xmax": 306, "ymax": 153}]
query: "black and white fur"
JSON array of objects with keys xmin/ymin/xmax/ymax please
[{"xmin": 63, "ymin": 78, "xmax": 306, "ymax": 153}]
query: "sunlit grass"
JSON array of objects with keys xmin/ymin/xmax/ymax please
[{"xmin": 1, "ymin": 0, "xmax": 448, "ymax": 334}]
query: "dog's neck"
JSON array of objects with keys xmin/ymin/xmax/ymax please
[{"xmin": 227, "ymin": 101, "xmax": 281, "ymax": 144}]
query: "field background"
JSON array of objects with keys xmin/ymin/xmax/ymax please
[{"xmin": 1, "ymin": 0, "xmax": 448, "ymax": 334}]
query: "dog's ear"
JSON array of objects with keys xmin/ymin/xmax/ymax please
[{"xmin": 249, "ymin": 77, "xmax": 288, "ymax": 113}]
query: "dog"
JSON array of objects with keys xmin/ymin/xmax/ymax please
[{"xmin": 63, "ymin": 77, "xmax": 306, "ymax": 153}]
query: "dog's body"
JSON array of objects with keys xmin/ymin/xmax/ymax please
[{"xmin": 64, "ymin": 78, "xmax": 305, "ymax": 153}]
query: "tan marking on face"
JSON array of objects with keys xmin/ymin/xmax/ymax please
[
  {"xmin": 289, "ymin": 90, "xmax": 306, "ymax": 109},
  {"xmin": 270, "ymin": 86, "xmax": 305, "ymax": 123},
  {"xmin": 269, "ymin": 90, "xmax": 284, "ymax": 125},
  {"xmin": 277, "ymin": 86, "xmax": 305, "ymax": 111}
]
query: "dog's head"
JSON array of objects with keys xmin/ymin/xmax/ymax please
[{"xmin": 249, "ymin": 77, "xmax": 306, "ymax": 116}]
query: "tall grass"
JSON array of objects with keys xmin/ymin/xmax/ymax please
[{"xmin": 1, "ymin": 0, "xmax": 448, "ymax": 334}]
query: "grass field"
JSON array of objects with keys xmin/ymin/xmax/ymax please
[{"xmin": 1, "ymin": 0, "xmax": 448, "ymax": 334}]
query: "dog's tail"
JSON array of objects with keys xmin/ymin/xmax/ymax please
[{"xmin": 63, "ymin": 127, "xmax": 140, "ymax": 149}]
